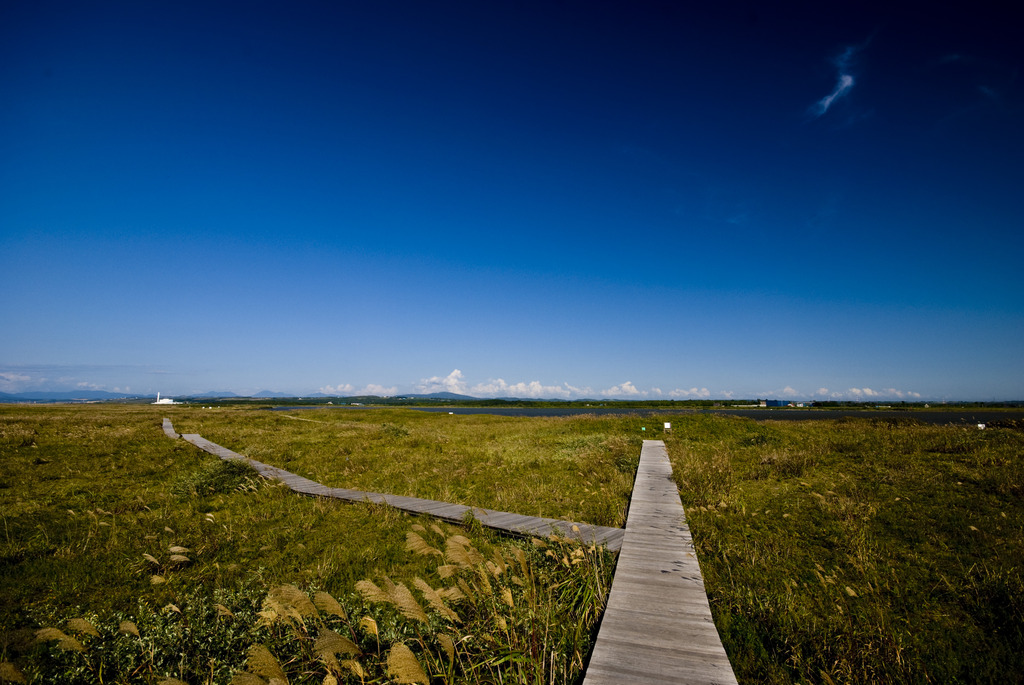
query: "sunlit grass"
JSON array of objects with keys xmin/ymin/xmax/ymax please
[{"xmin": 170, "ymin": 407, "xmax": 640, "ymax": 527}]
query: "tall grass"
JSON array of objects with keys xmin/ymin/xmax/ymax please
[{"xmin": 666, "ymin": 414, "xmax": 1024, "ymax": 683}]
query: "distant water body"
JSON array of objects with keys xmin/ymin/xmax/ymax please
[
  {"xmin": 410, "ymin": 407, "xmax": 1021, "ymax": 425},
  {"xmin": 273, "ymin": 405, "xmax": 1022, "ymax": 426}
]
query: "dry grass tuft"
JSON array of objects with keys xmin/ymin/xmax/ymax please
[
  {"xmin": 386, "ymin": 643, "xmax": 428, "ymax": 684},
  {"xmin": 405, "ymin": 531, "xmax": 442, "ymax": 557},
  {"xmin": 315, "ymin": 629, "xmax": 360, "ymax": 657},
  {"xmin": 436, "ymin": 633, "xmax": 455, "ymax": 662},
  {"xmin": 313, "ymin": 591, "xmax": 347, "ymax": 619},
  {"xmin": 358, "ymin": 616, "xmax": 378, "ymax": 638},
  {"xmin": 391, "ymin": 583, "xmax": 429, "ymax": 624},
  {"xmin": 354, "ymin": 579, "xmax": 390, "ymax": 605},
  {"xmin": 435, "ymin": 564, "xmax": 458, "ymax": 579},
  {"xmin": 244, "ymin": 644, "xmax": 288, "ymax": 684},
  {"xmin": 66, "ymin": 618, "xmax": 100, "ymax": 637},
  {"xmin": 261, "ymin": 584, "xmax": 319, "ymax": 628},
  {"xmin": 445, "ymin": 535, "xmax": 484, "ymax": 567},
  {"xmin": 343, "ymin": 659, "xmax": 366, "ymax": 680},
  {"xmin": 314, "ymin": 629, "xmax": 361, "ymax": 675},
  {"xmin": 413, "ymin": 577, "xmax": 461, "ymax": 623},
  {"xmin": 489, "ymin": 548, "xmax": 507, "ymax": 575},
  {"xmin": 118, "ymin": 620, "xmax": 140, "ymax": 637},
  {"xmin": 34, "ymin": 628, "xmax": 84, "ymax": 653},
  {"xmin": 357, "ymin": 578, "xmax": 429, "ymax": 624},
  {"xmin": 0, "ymin": 661, "xmax": 26, "ymax": 683}
]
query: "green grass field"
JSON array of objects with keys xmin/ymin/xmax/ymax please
[
  {"xmin": 1, "ymin": 404, "xmax": 1022, "ymax": 683},
  {"xmin": 665, "ymin": 414, "xmax": 1024, "ymax": 684}
]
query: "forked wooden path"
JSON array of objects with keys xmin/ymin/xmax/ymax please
[
  {"xmin": 582, "ymin": 440, "xmax": 737, "ymax": 684},
  {"xmin": 164, "ymin": 420, "xmax": 736, "ymax": 683}
]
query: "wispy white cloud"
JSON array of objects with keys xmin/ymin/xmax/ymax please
[
  {"xmin": 470, "ymin": 378, "xmax": 573, "ymax": 399},
  {"xmin": 318, "ymin": 382, "xmax": 397, "ymax": 396},
  {"xmin": 600, "ymin": 381, "xmax": 642, "ymax": 398},
  {"xmin": 320, "ymin": 383, "xmax": 354, "ymax": 395},
  {"xmin": 764, "ymin": 385, "xmax": 922, "ymax": 401},
  {"xmin": 563, "ymin": 382, "xmax": 594, "ymax": 397},
  {"xmin": 810, "ymin": 43, "xmax": 865, "ymax": 118},
  {"xmin": 669, "ymin": 387, "xmax": 711, "ymax": 398},
  {"xmin": 846, "ymin": 387, "xmax": 922, "ymax": 400},
  {"xmin": 813, "ymin": 74, "xmax": 854, "ymax": 116}
]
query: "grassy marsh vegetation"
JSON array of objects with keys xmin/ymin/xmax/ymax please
[
  {"xmin": 666, "ymin": 414, "xmax": 1024, "ymax": 683},
  {"xmin": 2, "ymin": 404, "xmax": 1023, "ymax": 683},
  {"xmin": 0, "ymin": 405, "xmax": 625, "ymax": 684}
]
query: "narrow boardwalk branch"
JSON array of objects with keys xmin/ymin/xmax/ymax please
[
  {"xmin": 583, "ymin": 440, "xmax": 738, "ymax": 684},
  {"xmin": 166, "ymin": 420, "xmax": 624, "ymax": 550}
]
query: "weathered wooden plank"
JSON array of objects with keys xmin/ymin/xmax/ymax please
[
  {"xmin": 405, "ymin": 502, "xmax": 473, "ymax": 521},
  {"xmin": 582, "ymin": 440, "xmax": 737, "ymax": 685}
]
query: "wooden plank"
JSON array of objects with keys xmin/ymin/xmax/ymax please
[
  {"xmin": 166, "ymin": 419, "xmax": 623, "ymax": 551},
  {"xmin": 162, "ymin": 418, "xmax": 180, "ymax": 439},
  {"xmin": 582, "ymin": 440, "xmax": 737, "ymax": 685}
]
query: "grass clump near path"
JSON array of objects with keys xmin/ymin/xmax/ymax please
[{"xmin": 666, "ymin": 414, "xmax": 1024, "ymax": 684}]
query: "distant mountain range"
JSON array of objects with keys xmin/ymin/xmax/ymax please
[{"xmin": 394, "ymin": 392, "xmax": 477, "ymax": 400}]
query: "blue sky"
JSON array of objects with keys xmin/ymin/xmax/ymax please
[{"xmin": 2, "ymin": 1, "xmax": 1022, "ymax": 400}]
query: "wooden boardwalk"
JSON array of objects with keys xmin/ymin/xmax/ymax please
[
  {"xmin": 168, "ymin": 423, "xmax": 623, "ymax": 550},
  {"xmin": 582, "ymin": 440, "xmax": 737, "ymax": 684},
  {"xmin": 165, "ymin": 422, "xmax": 736, "ymax": 682}
]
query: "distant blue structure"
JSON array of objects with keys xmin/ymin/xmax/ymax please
[{"xmin": 765, "ymin": 400, "xmax": 791, "ymax": 407}]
